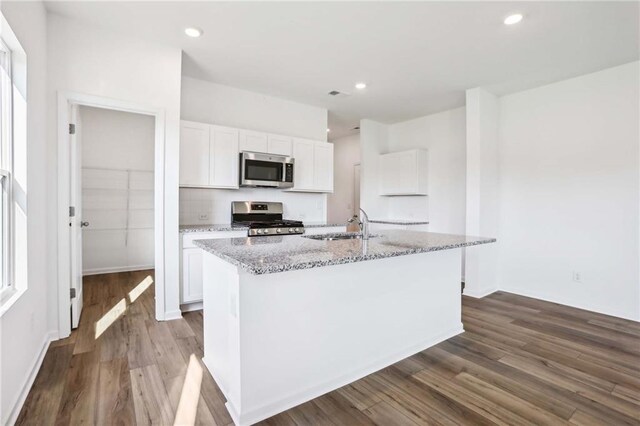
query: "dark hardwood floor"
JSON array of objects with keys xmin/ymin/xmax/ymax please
[{"xmin": 16, "ymin": 270, "xmax": 640, "ymax": 425}]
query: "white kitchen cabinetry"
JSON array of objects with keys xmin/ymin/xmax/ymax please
[
  {"xmin": 291, "ymin": 139, "xmax": 333, "ymax": 193},
  {"xmin": 379, "ymin": 149, "xmax": 428, "ymax": 196},
  {"xmin": 267, "ymin": 134, "xmax": 293, "ymax": 156},
  {"xmin": 179, "ymin": 122, "xmax": 239, "ymax": 188},
  {"xmin": 239, "ymin": 130, "xmax": 268, "ymax": 153},
  {"xmin": 291, "ymin": 139, "xmax": 315, "ymax": 191},
  {"xmin": 179, "ymin": 121, "xmax": 210, "ymax": 186},
  {"xmin": 314, "ymin": 142, "xmax": 334, "ymax": 192},
  {"xmin": 181, "ymin": 230, "xmax": 246, "ymax": 306},
  {"xmin": 210, "ymin": 125, "xmax": 240, "ymax": 188},
  {"xmin": 179, "ymin": 121, "xmax": 333, "ymax": 192}
]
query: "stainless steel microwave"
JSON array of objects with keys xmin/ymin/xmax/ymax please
[{"xmin": 239, "ymin": 151, "xmax": 294, "ymax": 188}]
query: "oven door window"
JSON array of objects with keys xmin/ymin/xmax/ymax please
[{"xmin": 244, "ymin": 159, "xmax": 283, "ymax": 182}]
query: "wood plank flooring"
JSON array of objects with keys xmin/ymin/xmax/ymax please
[{"xmin": 16, "ymin": 270, "xmax": 640, "ymax": 425}]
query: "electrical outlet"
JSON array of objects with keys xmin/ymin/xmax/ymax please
[
  {"xmin": 198, "ymin": 213, "xmax": 208, "ymax": 221},
  {"xmin": 572, "ymin": 271, "xmax": 582, "ymax": 282}
]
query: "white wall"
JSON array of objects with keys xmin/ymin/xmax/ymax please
[
  {"xmin": 497, "ymin": 61, "xmax": 640, "ymax": 321},
  {"xmin": 327, "ymin": 134, "xmax": 360, "ymax": 224},
  {"xmin": 0, "ymin": 2, "xmax": 51, "ymax": 424},
  {"xmin": 387, "ymin": 108, "xmax": 466, "ymax": 232},
  {"xmin": 181, "ymin": 76, "xmax": 327, "ymax": 141},
  {"xmin": 180, "ymin": 76, "xmax": 329, "ymax": 224},
  {"xmin": 47, "ymin": 13, "xmax": 183, "ymax": 322},
  {"xmin": 359, "ymin": 119, "xmax": 389, "ymax": 219},
  {"xmin": 465, "ymin": 89, "xmax": 500, "ymax": 297},
  {"xmin": 79, "ymin": 106, "xmax": 155, "ymax": 274}
]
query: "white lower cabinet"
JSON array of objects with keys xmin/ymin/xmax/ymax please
[
  {"xmin": 182, "ymin": 248, "xmax": 204, "ymax": 303},
  {"xmin": 181, "ymin": 230, "xmax": 246, "ymax": 306}
]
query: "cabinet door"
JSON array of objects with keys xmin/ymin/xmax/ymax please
[
  {"xmin": 179, "ymin": 121, "xmax": 210, "ymax": 186},
  {"xmin": 291, "ymin": 139, "xmax": 315, "ymax": 190},
  {"xmin": 313, "ymin": 142, "xmax": 334, "ymax": 192},
  {"xmin": 210, "ymin": 125, "xmax": 239, "ymax": 188},
  {"xmin": 182, "ymin": 248, "xmax": 203, "ymax": 303},
  {"xmin": 380, "ymin": 151, "xmax": 418, "ymax": 195},
  {"xmin": 239, "ymin": 130, "xmax": 268, "ymax": 153},
  {"xmin": 267, "ymin": 134, "xmax": 293, "ymax": 156},
  {"xmin": 395, "ymin": 151, "xmax": 418, "ymax": 194}
]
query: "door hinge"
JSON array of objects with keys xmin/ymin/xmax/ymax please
[
  {"xmin": 69, "ymin": 206, "xmax": 76, "ymax": 217},
  {"xmin": 69, "ymin": 123, "xmax": 76, "ymax": 135},
  {"xmin": 70, "ymin": 288, "xmax": 76, "ymax": 299}
]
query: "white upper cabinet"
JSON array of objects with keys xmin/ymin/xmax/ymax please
[
  {"xmin": 179, "ymin": 120, "xmax": 333, "ymax": 192},
  {"xmin": 379, "ymin": 149, "xmax": 428, "ymax": 196},
  {"xmin": 210, "ymin": 125, "xmax": 239, "ymax": 188},
  {"xmin": 291, "ymin": 138, "xmax": 315, "ymax": 191},
  {"xmin": 179, "ymin": 121, "xmax": 210, "ymax": 187},
  {"xmin": 267, "ymin": 134, "xmax": 293, "ymax": 156},
  {"xmin": 313, "ymin": 142, "xmax": 334, "ymax": 192},
  {"xmin": 290, "ymin": 139, "xmax": 334, "ymax": 193},
  {"xmin": 239, "ymin": 130, "xmax": 268, "ymax": 153}
]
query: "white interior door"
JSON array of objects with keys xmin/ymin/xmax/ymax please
[{"xmin": 69, "ymin": 104, "xmax": 84, "ymax": 328}]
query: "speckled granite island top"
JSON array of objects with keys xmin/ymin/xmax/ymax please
[
  {"xmin": 193, "ymin": 230, "xmax": 495, "ymax": 275},
  {"xmin": 179, "ymin": 222, "xmax": 346, "ymax": 233}
]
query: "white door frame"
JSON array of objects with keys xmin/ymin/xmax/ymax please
[{"xmin": 57, "ymin": 91, "xmax": 167, "ymax": 338}]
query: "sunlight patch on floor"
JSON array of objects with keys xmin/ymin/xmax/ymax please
[
  {"xmin": 95, "ymin": 298, "xmax": 127, "ymax": 339},
  {"xmin": 173, "ymin": 354, "xmax": 204, "ymax": 426},
  {"xmin": 129, "ymin": 275, "xmax": 154, "ymax": 303}
]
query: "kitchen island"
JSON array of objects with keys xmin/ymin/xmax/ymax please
[{"xmin": 194, "ymin": 230, "xmax": 495, "ymax": 425}]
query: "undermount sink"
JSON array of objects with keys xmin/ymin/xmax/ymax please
[{"xmin": 303, "ymin": 233, "xmax": 378, "ymax": 241}]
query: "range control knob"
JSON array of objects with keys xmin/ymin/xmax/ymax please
[
  {"xmin": 294, "ymin": 228, "xmax": 300, "ymax": 233},
  {"xmin": 288, "ymin": 228, "xmax": 294, "ymax": 233},
  {"xmin": 276, "ymin": 228, "xmax": 282, "ymax": 234},
  {"xmin": 257, "ymin": 229, "xmax": 264, "ymax": 234}
]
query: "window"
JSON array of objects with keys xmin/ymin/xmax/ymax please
[{"xmin": 0, "ymin": 37, "xmax": 13, "ymax": 296}]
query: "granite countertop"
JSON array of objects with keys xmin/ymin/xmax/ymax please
[
  {"xmin": 194, "ymin": 230, "xmax": 495, "ymax": 275},
  {"xmin": 369, "ymin": 219, "xmax": 430, "ymax": 225},
  {"xmin": 179, "ymin": 222, "xmax": 346, "ymax": 233}
]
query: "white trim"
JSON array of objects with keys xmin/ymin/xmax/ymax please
[
  {"xmin": 4, "ymin": 330, "xmax": 58, "ymax": 425},
  {"xmin": 164, "ymin": 309, "xmax": 183, "ymax": 321},
  {"xmin": 204, "ymin": 325, "xmax": 463, "ymax": 426},
  {"xmin": 82, "ymin": 264, "xmax": 155, "ymax": 276},
  {"xmin": 180, "ymin": 301, "xmax": 203, "ymax": 313},
  {"xmin": 57, "ymin": 91, "xmax": 170, "ymax": 339},
  {"xmin": 463, "ymin": 286, "xmax": 497, "ymax": 299}
]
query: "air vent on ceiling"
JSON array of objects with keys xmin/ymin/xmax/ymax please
[{"xmin": 328, "ymin": 90, "xmax": 350, "ymax": 97}]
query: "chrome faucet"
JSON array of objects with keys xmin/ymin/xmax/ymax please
[
  {"xmin": 348, "ymin": 208, "xmax": 371, "ymax": 240},
  {"xmin": 359, "ymin": 208, "xmax": 370, "ymax": 240}
]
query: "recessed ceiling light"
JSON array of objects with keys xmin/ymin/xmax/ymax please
[
  {"xmin": 354, "ymin": 82, "xmax": 367, "ymax": 90},
  {"xmin": 326, "ymin": 128, "xmax": 331, "ymax": 133},
  {"xmin": 504, "ymin": 14, "xmax": 523, "ymax": 25},
  {"xmin": 185, "ymin": 27, "xmax": 203, "ymax": 38}
]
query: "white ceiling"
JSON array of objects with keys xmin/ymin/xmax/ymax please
[{"xmin": 44, "ymin": 1, "xmax": 639, "ymax": 140}]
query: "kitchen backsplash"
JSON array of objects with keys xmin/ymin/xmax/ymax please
[{"xmin": 179, "ymin": 187, "xmax": 328, "ymax": 225}]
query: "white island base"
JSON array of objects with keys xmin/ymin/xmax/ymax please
[{"xmin": 202, "ymin": 248, "xmax": 464, "ymax": 425}]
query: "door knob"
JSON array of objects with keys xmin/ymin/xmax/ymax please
[{"xmin": 80, "ymin": 221, "xmax": 90, "ymax": 228}]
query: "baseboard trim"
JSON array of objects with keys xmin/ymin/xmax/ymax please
[
  {"xmin": 82, "ymin": 264, "xmax": 154, "ymax": 276},
  {"xmin": 463, "ymin": 287, "xmax": 497, "ymax": 299},
  {"xmin": 163, "ymin": 309, "xmax": 183, "ymax": 321},
  {"xmin": 5, "ymin": 330, "xmax": 57, "ymax": 425},
  {"xmin": 180, "ymin": 301, "xmax": 203, "ymax": 313},
  {"xmin": 208, "ymin": 325, "xmax": 464, "ymax": 425},
  {"xmin": 499, "ymin": 287, "xmax": 640, "ymax": 322}
]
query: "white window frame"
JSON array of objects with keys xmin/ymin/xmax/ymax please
[{"xmin": 0, "ymin": 36, "xmax": 14, "ymax": 300}]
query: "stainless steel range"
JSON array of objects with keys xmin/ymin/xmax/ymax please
[{"xmin": 231, "ymin": 201, "xmax": 304, "ymax": 236}]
